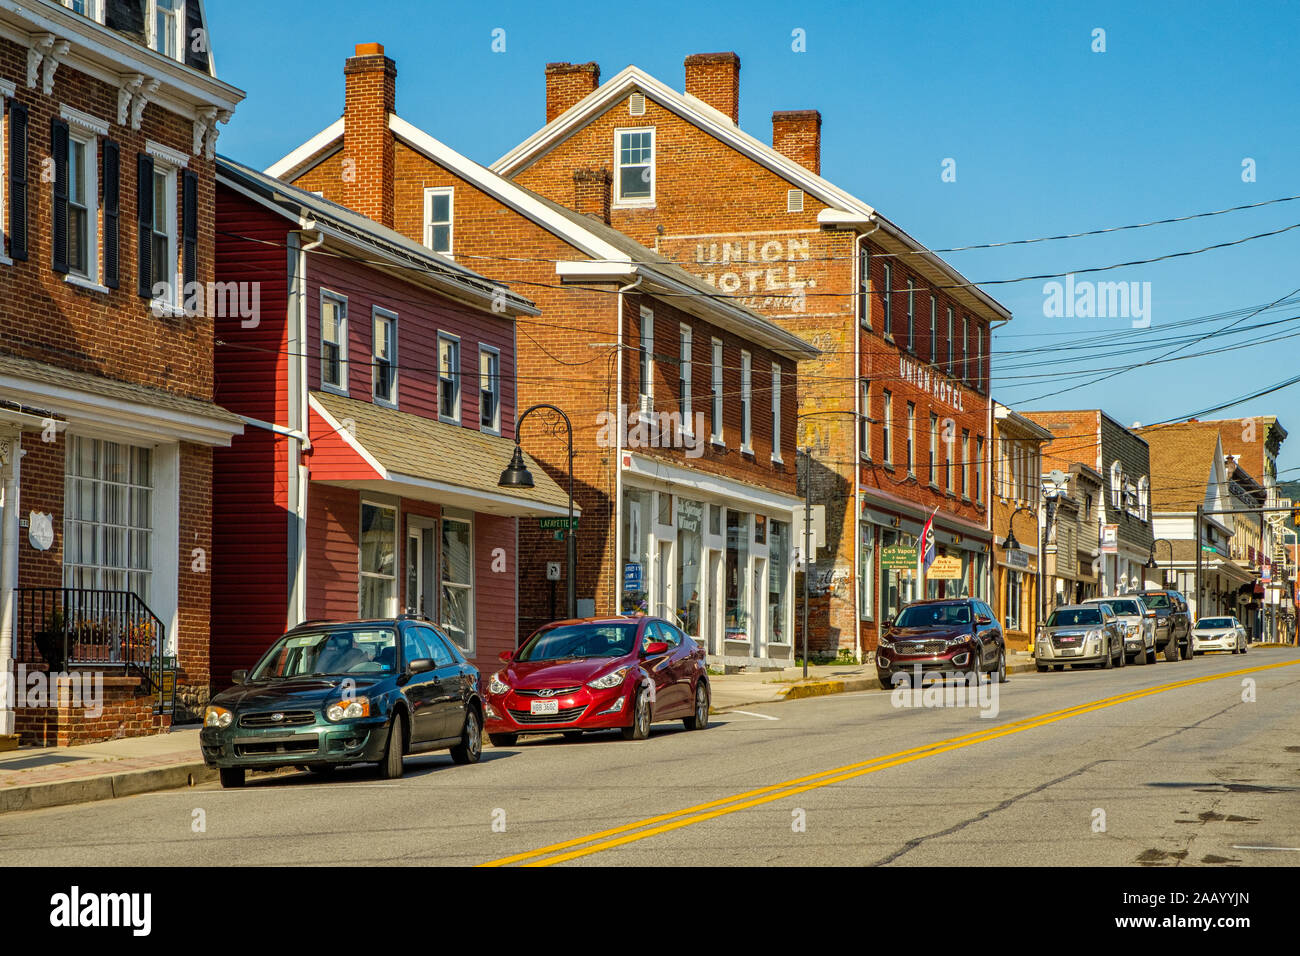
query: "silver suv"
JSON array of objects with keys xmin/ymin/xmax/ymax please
[
  {"xmin": 1035, "ymin": 604, "xmax": 1126, "ymax": 671},
  {"xmin": 1082, "ymin": 596, "xmax": 1156, "ymax": 664}
]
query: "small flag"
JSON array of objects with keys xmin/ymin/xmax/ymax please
[{"xmin": 921, "ymin": 507, "xmax": 938, "ymax": 574}]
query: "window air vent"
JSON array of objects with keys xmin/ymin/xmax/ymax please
[
  {"xmin": 629, "ymin": 92, "xmax": 646, "ymax": 116},
  {"xmin": 787, "ymin": 189, "xmax": 804, "ymax": 213}
]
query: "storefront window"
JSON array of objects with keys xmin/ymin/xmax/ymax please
[
  {"xmin": 769, "ymin": 520, "xmax": 790, "ymax": 643},
  {"xmin": 676, "ymin": 498, "xmax": 703, "ymax": 635},
  {"xmin": 1006, "ymin": 570, "xmax": 1022, "ymax": 629},
  {"xmin": 882, "ymin": 530, "xmax": 918, "ymax": 621},
  {"xmin": 958, "ymin": 551, "xmax": 973, "ymax": 598},
  {"xmin": 359, "ymin": 503, "xmax": 396, "ymax": 618},
  {"xmin": 859, "ymin": 523, "xmax": 875, "ymax": 620},
  {"xmin": 973, "ymin": 551, "xmax": 989, "ymax": 601},
  {"xmin": 726, "ymin": 510, "xmax": 751, "ymax": 639},
  {"xmin": 440, "ymin": 517, "xmax": 474, "ymax": 652},
  {"xmin": 622, "ymin": 489, "xmax": 651, "ymax": 614}
]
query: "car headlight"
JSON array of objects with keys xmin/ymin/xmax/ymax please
[
  {"xmin": 326, "ymin": 696, "xmax": 371, "ymax": 722},
  {"xmin": 488, "ymin": 671, "xmax": 510, "ymax": 695},
  {"xmin": 877, "ymin": 633, "xmax": 893, "ymax": 648},
  {"xmin": 587, "ymin": 667, "xmax": 629, "ymax": 690},
  {"xmin": 204, "ymin": 705, "xmax": 233, "ymax": 729}
]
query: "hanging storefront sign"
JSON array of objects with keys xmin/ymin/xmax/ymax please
[
  {"xmin": 1101, "ymin": 524, "xmax": 1118, "ymax": 554},
  {"xmin": 880, "ymin": 544, "xmax": 917, "ymax": 571},
  {"xmin": 1007, "ymin": 549, "xmax": 1030, "ymax": 570},
  {"xmin": 927, "ymin": 555, "xmax": 964, "ymax": 578}
]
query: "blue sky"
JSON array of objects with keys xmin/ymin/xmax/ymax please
[{"xmin": 210, "ymin": 0, "xmax": 1300, "ymax": 474}]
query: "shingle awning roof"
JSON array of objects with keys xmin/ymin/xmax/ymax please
[{"xmin": 309, "ymin": 392, "xmax": 575, "ymax": 517}]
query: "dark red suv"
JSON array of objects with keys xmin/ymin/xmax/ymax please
[{"xmin": 876, "ymin": 598, "xmax": 1008, "ymax": 686}]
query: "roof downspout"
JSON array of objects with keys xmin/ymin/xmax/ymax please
[
  {"xmin": 852, "ymin": 218, "xmax": 881, "ymax": 662},
  {"xmin": 287, "ymin": 226, "xmax": 324, "ymax": 627},
  {"xmin": 613, "ymin": 275, "xmax": 643, "ymax": 617}
]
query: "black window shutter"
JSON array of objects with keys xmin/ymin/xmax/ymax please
[
  {"xmin": 8, "ymin": 100, "xmax": 28, "ymax": 261},
  {"xmin": 137, "ymin": 152, "xmax": 154, "ymax": 297},
  {"xmin": 102, "ymin": 140, "xmax": 120, "ymax": 289},
  {"xmin": 182, "ymin": 169, "xmax": 198, "ymax": 289},
  {"xmin": 50, "ymin": 118, "xmax": 69, "ymax": 275}
]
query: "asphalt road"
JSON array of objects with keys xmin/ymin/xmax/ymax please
[{"xmin": 3, "ymin": 647, "xmax": 1298, "ymax": 867}]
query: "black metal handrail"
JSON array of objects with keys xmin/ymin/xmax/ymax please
[{"xmin": 15, "ymin": 587, "xmax": 171, "ymax": 713}]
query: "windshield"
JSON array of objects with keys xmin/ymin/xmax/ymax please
[
  {"xmin": 1047, "ymin": 608, "xmax": 1102, "ymax": 627},
  {"xmin": 1196, "ymin": 618, "xmax": 1234, "ymax": 629},
  {"xmin": 1140, "ymin": 593, "xmax": 1171, "ymax": 609},
  {"xmin": 895, "ymin": 604, "xmax": 971, "ymax": 628},
  {"xmin": 517, "ymin": 621, "xmax": 640, "ymax": 662},
  {"xmin": 1100, "ymin": 599, "xmax": 1142, "ymax": 616},
  {"xmin": 251, "ymin": 627, "xmax": 398, "ymax": 679}
]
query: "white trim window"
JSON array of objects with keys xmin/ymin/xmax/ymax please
[
  {"xmin": 946, "ymin": 307, "xmax": 954, "ymax": 376},
  {"xmin": 678, "ymin": 324, "xmax": 692, "ymax": 427},
  {"xmin": 929, "ymin": 412, "xmax": 938, "ymax": 485},
  {"xmin": 740, "ymin": 349, "xmax": 752, "ymax": 453},
  {"xmin": 858, "ymin": 245, "xmax": 870, "ymax": 328},
  {"xmin": 423, "ymin": 186, "xmax": 453, "ymax": 254},
  {"xmin": 975, "ymin": 436, "xmax": 984, "ymax": 504},
  {"xmin": 710, "ymin": 337, "xmax": 723, "ymax": 443},
  {"xmin": 615, "ymin": 128, "xmax": 655, "ymax": 204},
  {"xmin": 151, "ymin": 0, "xmax": 184, "ymax": 61},
  {"xmin": 882, "ymin": 389, "xmax": 893, "ymax": 465},
  {"xmin": 479, "ymin": 345, "xmax": 500, "ymax": 435},
  {"xmin": 961, "ymin": 429, "xmax": 970, "ymax": 499},
  {"xmin": 961, "ymin": 315, "xmax": 969, "ymax": 384},
  {"xmin": 906, "ymin": 277, "xmax": 915, "ymax": 352},
  {"xmin": 359, "ymin": 501, "xmax": 397, "ymax": 618},
  {"xmin": 882, "ymin": 261, "xmax": 893, "ymax": 337},
  {"xmin": 906, "ymin": 402, "xmax": 916, "ymax": 476},
  {"xmin": 440, "ymin": 516, "xmax": 475, "ymax": 654},
  {"xmin": 859, "ymin": 379, "xmax": 870, "ymax": 460},
  {"xmin": 372, "ymin": 308, "xmax": 398, "ymax": 406},
  {"xmin": 929, "ymin": 296, "xmax": 937, "ymax": 363},
  {"xmin": 976, "ymin": 325, "xmax": 985, "ymax": 392},
  {"xmin": 64, "ymin": 436, "xmax": 152, "ymax": 598},
  {"xmin": 638, "ymin": 307, "xmax": 654, "ymax": 414},
  {"xmin": 67, "ymin": 130, "xmax": 98, "ymax": 281},
  {"xmin": 438, "ymin": 333, "xmax": 461, "ymax": 423},
  {"xmin": 770, "ymin": 362, "xmax": 782, "ymax": 463},
  {"xmin": 0, "ymin": 92, "xmax": 6, "ymax": 255},
  {"xmin": 63, "ymin": 0, "xmax": 103, "ymax": 20},
  {"xmin": 320, "ymin": 291, "xmax": 348, "ymax": 393},
  {"xmin": 149, "ymin": 161, "xmax": 177, "ymax": 304}
]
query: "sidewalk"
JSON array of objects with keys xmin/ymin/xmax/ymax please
[{"xmin": 0, "ymin": 654, "xmax": 1038, "ymax": 814}]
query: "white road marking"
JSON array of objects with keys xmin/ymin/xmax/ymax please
[{"xmin": 728, "ymin": 710, "xmax": 780, "ymax": 720}]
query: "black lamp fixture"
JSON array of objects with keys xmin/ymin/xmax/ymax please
[
  {"xmin": 498, "ymin": 445, "xmax": 534, "ymax": 488},
  {"xmin": 1001, "ymin": 529, "xmax": 1020, "ymax": 551}
]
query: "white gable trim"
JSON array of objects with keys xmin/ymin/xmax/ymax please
[
  {"xmin": 492, "ymin": 65, "xmax": 1012, "ymax": 322},
  {"xmin": 265, "ymin": 117, "xmax": 345, "ymax": 179}
]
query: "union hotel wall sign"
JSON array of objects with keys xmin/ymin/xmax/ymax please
[{"xmin": 898, "ymin": 356, "xmax": 965, "ymax": 412}]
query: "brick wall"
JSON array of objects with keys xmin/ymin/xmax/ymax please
[{"xmin": 14, "ymin": 676, "xmax": 170, "ymax": 747}]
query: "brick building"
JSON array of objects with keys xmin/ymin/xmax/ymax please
[
  {"xmin": 991, "ymin": 403, "xmax": 1053, "ymax": 650},
  {"xmin": 1024, "ymin": 410, "xmax": 1154, "ymax": 601},
  {"xmin": 489, "ymin": 53, "xmax": 1012, "ymax": 658},
  {"xmin": 0, "ymin": 0, "xmax": 243, "ymax": 745},
  {"xmin": 265, "ymin": 45, "xmax": 819, "ymax": 667},
  {"xmin": 210, "ymin": 158, "xmax": 569, "ymax": 684}
]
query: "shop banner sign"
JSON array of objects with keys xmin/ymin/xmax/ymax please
[
  {"xmin": 880, "ymin": 545, "xmax": 917, "ymax": 571},
  {"xmin": 927, "ymin": 555, "xmax": 964, "ymax": 578}
]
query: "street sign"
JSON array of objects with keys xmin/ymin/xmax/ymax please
[
  {"xmin": 1007, "ymin": 549, "xmax": 1030, "ymax": 570},
  {"xmin": 539, "ymin": 516, "xmax": 579, "ymax": 531},
  {"xmin": 546, "ymin": 562, "xmax": 561, "ymax": 581},
  {"xmin": 880, "ymin": 544, "xmax": 916, "ymax": 571}
]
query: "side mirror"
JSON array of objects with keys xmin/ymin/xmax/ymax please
[
  {"xmin": 1146, "ymin": 611, "xmax": 1156, "ymax": 618},
  {"xmin": 976, "ymin": 615, "xmax": 992, "ymax": 625},
  {"xmin": 230, "ymin": 670, "xmax": 247, "ymax": 685},
  {"xmin": 642, "ymin": 641, "xmax": 669, "ymax": 656},
  {"xmin": 883, "ymin": 618, "xmax": 895, "ymax": 630},
  {"xmin": 408, "ymin": 658, "xmax": 435, "ymax": 674},
  {"xmin": 498, "ymin": 650, "xmax": 514, "ymax": 664}
]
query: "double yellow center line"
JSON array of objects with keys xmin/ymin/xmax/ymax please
[{"xmin": 480, "ymin": 659, "xmax": 1297, "ymax": 867}]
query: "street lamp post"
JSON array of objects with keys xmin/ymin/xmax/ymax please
[
  {"xmin": 1145, "ymin": 538, "xmax": 1174, "ymax": 588},
  {"xmin": 499, "ymin": 403, "xmax": 576, "ymax": 620},
  {"xmin": 1001, "ymin": 504, "xmax": 1043, "ymax": 635}
]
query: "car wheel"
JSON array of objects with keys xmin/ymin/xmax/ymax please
[
  {"xmin": 219, "ymin": 767, "xmax": 245, "ymax": 789},
  {"xmin": 377, "ymin": 714, "xmax": 405, "ymax": 780},
  {"xmin": 488, "ymin": 733, "xmax": 518, "ymax": 748},
  {"xmin": 1101, "ymin": 638, "xmax": 1113, "ymax": 669},
  {"xmin": 683, "ymin": 680, "xmax": 710, "ymax": 730},
  {"xmin": 622, "ymin": 686, "xmax": 651, "ymax": 741},
  {"xmin": 996, "ymin": 648, "xmax": 1008, "ymax": 683},
  {"xmin": 450, "ymin": 708, "xmax": 482, "ymax": 765},
  {"xmin": 1146, "ymin": 643, "xmax": 1157, "ymax": 664},
  {"xmin": 1181, "ymin": 636, "xmax": 1194, "ymax": 660},
  {"xmin": 1117, "ymin": 643, "xmax": 1126, "ymax": 667},
  {"xmin": 1163, "ymin": 636, "xmax": 1179, "ymax": 662},
  {"xmin": 1036, "ymin": 663, "xmax": 1048, "ymax": 673},
  {"xmin": 1052, "ymin": 664, "xmax": 1064, "ymax": 672}
]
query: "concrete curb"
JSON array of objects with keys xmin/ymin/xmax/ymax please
[{"xmin": 0, "ymin": 762, "xmax": 217, "ymax": 815}]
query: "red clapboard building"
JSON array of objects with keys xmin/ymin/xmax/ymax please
[{"xmin": 211, "ymin": 157, "xmax": 571, "ymax": 685}]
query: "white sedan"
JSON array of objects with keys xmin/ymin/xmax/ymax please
[{"xmin": 1191, "ymin": 616, "xmax": 1247, "ymax": 655}]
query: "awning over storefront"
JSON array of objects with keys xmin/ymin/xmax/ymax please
[
  {"xmin": 309, "ymin": 392, "xmax": 576, "ymax": 517},
  {"xmin": 859, "ymin": 487, "xmax": 992, "ymax": 552}
]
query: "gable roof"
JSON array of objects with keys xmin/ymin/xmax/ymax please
[
  {"xmin": 489, "ymin": 64, "xmax": 1013, "ymax": 323},
  {"xmin": 217, "ymin": 155, "xmax": 539, "ymax": 318},
  {"xmin": 262, "ymin": 115, "xmax": 818, "ymax": 361}
]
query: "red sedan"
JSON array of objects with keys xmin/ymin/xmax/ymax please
[{"xmin": 483, "ymin": 616, "xmax": 711, "ymax": 744}]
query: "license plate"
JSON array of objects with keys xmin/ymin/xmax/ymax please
[{"xmin": 530, "ymin": 699, "xmax": 560, "ymax": 716}]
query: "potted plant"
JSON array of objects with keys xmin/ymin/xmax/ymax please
[{"xmin": 34, "ymin": 608, "xmax": 67, "ymax": 671}]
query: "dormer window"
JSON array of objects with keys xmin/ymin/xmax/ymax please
[{"xmin": 152, "ymin": 0, "xmax": 183, "ymax": 60}]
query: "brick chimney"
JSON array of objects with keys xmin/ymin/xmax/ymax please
[
  {"xmin": 545, "ymin": 62, "xmax": 600, "ymax": 122},
  {"xmin": 572, "ymin": 168, "xmax": 611, "ymax": 223},
  {"xmin": 684, "ymin": 52, "xmax": 740, "ymax": 124},
  {"xmin": 343, "ymin": 42, "xmax": 396, "ymax": 227},
  {"xmin": 772, "ymin": 110, "xmax": 822, "ymax": 174}
]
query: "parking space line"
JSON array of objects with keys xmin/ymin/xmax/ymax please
[{"xmin": 727, "ymin": 710, "xmax": 780, "ymax": 720}]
